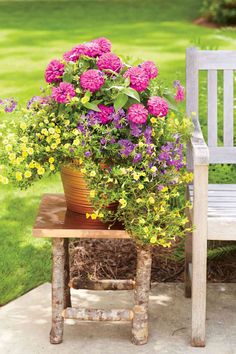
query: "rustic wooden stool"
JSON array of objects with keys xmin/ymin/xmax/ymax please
[{"xmin": 33, "ymin": 194, "xmax": 152, "ymax": 345}]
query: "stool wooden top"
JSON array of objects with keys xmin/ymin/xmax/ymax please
[{"xmin": 33, "ymin": 194, "xmax": 129, "ymax": 239}]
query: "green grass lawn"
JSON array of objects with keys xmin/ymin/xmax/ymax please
[{"xmin": 0, "ymin": 0, "xmax": 235, "ymax": 305}]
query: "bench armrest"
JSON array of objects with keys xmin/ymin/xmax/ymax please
[{"xmin": 188, "ymin": 117, "xmax": 209, "ymax": 168}]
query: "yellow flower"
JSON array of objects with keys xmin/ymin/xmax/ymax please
[
  {"xmin": 71, "ymin": 96, "xmax": 79, "ymax": 104},
  {"xmin": 20, "ymin": 122, "xmax": 27, "ymax": 130},
  {"xmin": 24, "ymin": 170, "xmax": 32, "ymax": 178},
  {"xmin": 136, "ymin": 198, "xmax": 143, "ymax": 203},
  {"xmin": 89, "ymin": 190, "xmax": 96, "ymax": 198},
  {"xmin": 21, "ymin": 136, "xmax": 28, "ymax": 143},
  {"xmin": 150, "ymin": 166, "xmax": 157, "ymax": 173},
  {"xmin": 50, "ymin": 164, "xmax": 55, "ymax": 171},
  {"xmin": 41, "ymin": 128, "xmax": 48, "ymax": 136},
  {"xmin": 56, "ymin": 138, "xmax": 61, "ymax": 145},
  {"xmin": 27, "ymin": 147, "xmax": 34, "ymax": 155},
  {"xmin": 51, "ymin": 143, "xmax": 57, "ymax": 150},
  {"xmin": 46, "ymin": 146, "xmax": 51, "ymax": 152},
  {"xmin": 148, "ymin": 196, "xmax": 155, "ymax": 204},
  {"xmin": 133, "ymin": 173, "xmax": 140, "ymax": 181},
  {"xmin": 48, "ymin": 127, "xmax": 55, "ymax": 134},
  {"xmin": 44, "ymin": 118, "xmax": 49, "ymax": 124},
  {"xmin": 6, "ymin": 144, "xmax": 12, "ymax": 152},
  {"xmin": 138, "ymin": 183, "xmax": 144, "ymax": 190},
  {"xmin": 20, "ymin": 143, "xmax": 27, "ymax": 151},
  {"xmin": 139, "ymin": 218, "xmax": 145, "ymax": 225},
  {"xmin": 91, "ymin": 213, "xmax": 97, "ymax": 220},
  {"xmin": 86, "ymin": 213, "xmax": 91, "ymax": 219},
  {"xmin": 29, "ymin": 161, "xmax": 36, "ymax": 169},
  {"xmin": 120, "ymin": 167, "xmax": 126, "ymax": 175},
  {"xmin": 73, "ymin": 139, "xmax": 80, "ymax": 146},
  {"xmin": 80, "ymin": 168, "xmax": 86, "ymax": 174},
  {"xmin": 81, "ymin": 96, "xmax": 90, "ymax": 104},
  {"xmin": 16, "ymin": 171, "xmax": 23, "ymax": 181},
  {"xmin": 98, "ymin": 212, "xmax": 104, "ymax": 218},
  {"xmin": 22, "ymin": 151, "xmax": 28, "ymax": 158},
  {"xmin": 138, "ymin": 142, "xmax": 144, "ymax": 148},
  {"xmin": 119, "ymin": 198, "xmax": 127, "ymax": 208},
  {"xmin": 9, "ymin": 153, "xmax": 16, "ymax": 161},
  {"xmin": 37, "ymin": 167, "xmax": 45, "ymax": 175},
  {"xmin": 49, "ymin": 157, "xmax": 54, "ymax": 164},
  {"xmin": 15, "ymin": 157, "xmax": 23, "ymax": 165},
  {"xmin": 90, "ymin": 171, "xmax": 96, "ymax": 177},
  {"xmin": 150, "ymin": 117, "xmax": 157, "ymax": 124},
  {"xmin": 150, "ymin": 236, "xmax": 157, "ymax": 244},
  {"xmin": 143, "ymin": 226, "xmax": 149, "ymax": 233}
]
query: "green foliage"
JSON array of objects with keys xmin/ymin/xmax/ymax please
[{"xmin": 201, "ymin": 0, "xmax": 236, "ymax": 25}]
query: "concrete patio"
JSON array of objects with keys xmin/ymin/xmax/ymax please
[{"xmin": 0, "ymin": 283, "xmax": 235, "ymax": 354}]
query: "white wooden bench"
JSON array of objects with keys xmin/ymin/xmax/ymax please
[{"xmin": 184, "ymin": 47, "xmax": 236, "ymax": 347}]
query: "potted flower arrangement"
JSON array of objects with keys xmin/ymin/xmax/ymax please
[{"xmin": 0, "ymin": 37, "xmax": 192, "ymax": 247}]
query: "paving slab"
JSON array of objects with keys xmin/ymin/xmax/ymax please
[{"xmin": 0, "ymin": 283, "xmax": 235, "ymax": 354}]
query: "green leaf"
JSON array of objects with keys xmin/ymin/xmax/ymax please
[
  {"xmin": 63, "ymin": 63, "xmax": 74, "ymax": 83},
  {"xmin": 83, "ymin": 101, "xmax": 101, "ymax": 112},
  {"xmin": 114, "ymin": 94, "xmax": 128, "ymax": 112},
  {"xmin": 123, "ymin": 88, "xmax": 140, "ymax": 102},
  {"xmin": 63, "ymin": 72, "xmax": 73, "ymax": 83}
]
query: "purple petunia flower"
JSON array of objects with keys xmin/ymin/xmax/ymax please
[
  {"xmin": 85, "ymin": 151, "xmax": 92, "ymax": 157},
  {"xmin": 110, "ymin": 137, "xmax": 116, "ymax": 144},
  {"xmin": 144, "ymin": 126, "xmax": 152, "ymax": 144},
  {"xmin": 27, "ymin": 96, "xmax": 42, "ymax": 109},
  {"xmin": 158, "ymin": 139, "xmax": 185, "ymax": 171},
  {"xmin": 133, "ymin": 153, "xmax": 142, "ymax": 164},
  {"xmin": 0, "ymin": 98, "xmax": 17, "ymax": 113},
  {"xmin": 100, "ymin": 138, "xmax": 106, "ymax": 145},
  {"xmin": 146, "ymin": 144, "xmax": 154, "ymax": 156},
  {"xmin": 118, "ymin": 139, "xmax": 136, "ymax": 157},
  {"xmin": 77, "ymin": 122, "xmax": 87, "ymax": 135},
  {"xmin": 130, "ymin": 122, "xmax": 142, "ymax": 137}
]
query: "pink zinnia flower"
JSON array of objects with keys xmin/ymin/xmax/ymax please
[
  {"xmin": 83, "ymin": 42, "xmax": 101, "ymax": 57},
  {"xmin": 140, "ymin": 61, "xmax": 158, "ymax": 79},
  {"xmin": 98, "ymin": 104, "xmax": 114, "ymax": 124},
  {"xmin": 63, "ymin": 45, "xmax": 85, "ymax": 62},
  {"xmin": 45, "ymin": 59, "xmax": 64, "ymax": 83},
  {"xmin": 124, "ymin": 67, "xmax": 149, "ymax": 92},
  {"xmin": 127, "ymin": 103, "xmax": 148, "ymax": 124},
  {"xmin": 52, "ymin": 82, "xmax": 75, "ymax": 103},
  {"xmin": 173, "ymin": 81, "xmax": 185, "ymax": 102},
  {"xmin": 80, "ymin": 69, "xmax": 105, "ymax": 93},
  {"xmin": 97, "ymin": 53, "xmax": 122, "ymax": 73},
  {"xmin": 147, "ymin": 96, "xmax": 169, "ymax": 117},
  {"xmin": 93, "ymin": 37, "xmax": 112, "ymax": 53}
]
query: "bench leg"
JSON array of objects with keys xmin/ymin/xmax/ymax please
[
  {"xmin": 64, "ymin": 239, "xmax": 71, "ymax": 308},
  {"xmin": 132, "ymin": 244, "xmax": 152, "ymax": 345},
  {"xmin": 184, "ymin": 230, "xmax": 192, "ymax": 298},
  {"xmin": 50, "ymin": 238, "xmax": 66, "ymax": 344},
  {"xmin": 190, "ymin": 164, "xmax": 208, "ymax": 347}
]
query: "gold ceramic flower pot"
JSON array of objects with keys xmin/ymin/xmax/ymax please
[{"xmin": 60, "ymin": 165, "xmax": 117, "ymax": 215}]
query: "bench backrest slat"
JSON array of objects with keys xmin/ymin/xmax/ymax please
[{"xmin": 186, "ymin": 48, "xmax": 236, "ymax": 164}]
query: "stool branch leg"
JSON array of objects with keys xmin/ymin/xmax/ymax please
[
  {"xmin": 132, "ymin": 244, "xmax": 152, "ymax": 345},
  {"xmin": 50, "ymin": 238, "xmax": 65, "ymax": 344},
  {"xmin": 64, "ymin": 239, "xmax": 71, "ymax": 308}
]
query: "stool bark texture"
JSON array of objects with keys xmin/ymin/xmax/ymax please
[
  {"xmin": 50, "ymin": 238, "xmax": 66, "ymax": 344},
  {"xmin": 63, "ymin": 307, "xmax": 133, "ymax": 321},
  {"xmin": 70, "ymin": 278, "xmax": 135, "ymax": 291},
  {"xmin": 132, "ymin": 244, "xmax": 152, "ymax": 345},
  {"xmin": 64, "ymin": 239, "xmax": 71, "ymax": 308}
]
